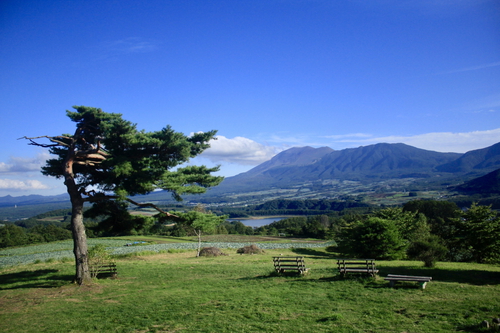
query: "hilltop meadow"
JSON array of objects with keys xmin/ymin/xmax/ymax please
[{"xmin": 1, "ymin": 236, "xmax": 500, "ymax": 333}]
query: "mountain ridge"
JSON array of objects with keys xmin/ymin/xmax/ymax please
[
  {"xmin": 3, "ymin": 142, "xmax": 500, "ymax": 204},
  {"xmin": 216, "ymin": 142, "xmax": 473, "ymax": 193}
]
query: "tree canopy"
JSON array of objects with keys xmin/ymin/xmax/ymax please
[{"xmin": 23, "ymin": 106, "xmax": 223, "ymax": 284}]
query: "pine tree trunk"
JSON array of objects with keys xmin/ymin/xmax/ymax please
[
  {"xmin": 69, "ymin": 194, "xmax": 90, "ymax": 285},
  {"xmin": 65, "ymin": 158, "xmax": 91, "ymax": 285}
]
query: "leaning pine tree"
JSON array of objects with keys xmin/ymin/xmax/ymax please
[{"xmin": 22, "ymin": 106, "xmax": 223, "ymax": 285}]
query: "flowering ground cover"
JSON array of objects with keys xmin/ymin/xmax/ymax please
[{"xmin": 0, "ymin": 237, "xmax": 334, "ymax": 267}]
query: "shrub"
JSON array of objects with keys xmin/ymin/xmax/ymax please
[
  {"xmin": 88, "ymin": 244, "xmax": 112, "ymax": 278},
  {"xmin": 199, "ymin": 247, "xmax": 227, "ymax": 257},
  {"xmin": 237, "ymin": 244, "xmax": 264, "ymax": 254},
  {"xmin": 337, "ymin": 217, "xmax": 407, "ymax": 260},
  {"xmin": 407, "ymin": 235, "xmax": 448, "ymax": 267},
  {"xmin": 325, "ymin": 245, "xmax": 337, "ymax": 253}
]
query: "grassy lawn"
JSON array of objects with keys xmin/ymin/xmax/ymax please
[{"xmin": 1, "ymin": 248, "xmax": 500, "ymax": 332}]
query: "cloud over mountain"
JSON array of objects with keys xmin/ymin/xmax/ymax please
[
  {"xmin": 324, "ymin": 128, "xmax": 500, "ymax": 153},
  {"xmin": 0, "ymin": 152, "xmax": 50, "ymax": 174},
  {"xmin": 0, "ymin": 179, "xmax": 48, "ymax": 191},
  {"xmin": 201, "ymin": 136, "xmax": 280, "ymax": 165}
]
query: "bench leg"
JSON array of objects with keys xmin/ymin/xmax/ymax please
[{"xmin": 389, "ymin": 280, "xmax": 396, "ymax": 288}]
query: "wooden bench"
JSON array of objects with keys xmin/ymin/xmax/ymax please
[
  {"xmin": 384, "ymin": 274, "xmax": 432, "ymax": 289},
  {"xmin": 337, "ymin": 259, "xmax": 378, "ymax": 277},
  {"xmin": 90, "ymin": 262, "xmax": 117, "ymax": 278},
  {"xmin": 273, "ymin": 256, "xmax": 309, "ymax": 274}
]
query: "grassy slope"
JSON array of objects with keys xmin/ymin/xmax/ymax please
[{"xmin": 1, "ymin": 248, "xmax": 500, "ymax": 333}]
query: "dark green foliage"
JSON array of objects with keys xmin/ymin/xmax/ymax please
[
  {"xmin": 407, "ymin": 235, "xmax": 448, "ymax": 267},
  {"xmin": 336, "ymin": 217, "xmax": 407, "ymax": 260},
  {"xmin": 39, "ymin": 105, "xmax": 222, "ymax": 213},
  {"xmin": 456, "ymin": 203, "xmax": 500, "ymax": 263},
  {"xmin": 84, "ymin": 200, "xmax": 154, "ymax": 236},
  {"xmin": 252, "ymin": 199, "xmax": 370, "ymax": 216},
  {"xmin": 215, "ymin": 224, "xmax": 228, "ymax": 234},
  {"xmin": 251, "ymin": 215, "xmax": 332, "ymax": 239},
  {"xmin": 29, "ymin": 225, "xmax": 72, "ymax": 242},
  {"xmin": 403, "ymin": 200, "xmax": 460, "ymax": 248},
  {"xmin": 24, "ymin": 106, "xmax": 222, "ymax": 283},
  {"xmin": 0, "ymin": 223, "xmax": 72, "ymax": 248},
  {"xmin": 0, "ymin": 224, "xmax": 28, "ymax": 247},
  {"xmin": 221, "ymin": 221, "xmax": 254, "ymax": 235}
]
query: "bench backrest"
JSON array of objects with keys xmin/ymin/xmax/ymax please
[{"xmin": 273, "ymin": 256, "xmax": 307, "ymax": 272}]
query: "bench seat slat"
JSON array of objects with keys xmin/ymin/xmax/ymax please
[
  {"xmin": 385, "ymin": 274, "xmax": 433, "ymax": 289},
  {"xmin": 277, "ymin": 265, "xmax": 305, "ymax": 268},
  {"xmin": 384, "ymin": 277, "xmax": 432, "ymax": 282},
  {"xmin": 338, "ymin": 262, "xmax": 374, "ymax": 265}
]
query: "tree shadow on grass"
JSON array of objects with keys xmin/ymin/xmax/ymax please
[
  {"xmin": 238, "ymin": 270, "xmax": 316, "ymax": 281},
  {"xmin": 290, "ymin": 248, "xmax": 335, "ymax": 259},
  {"xmin": 377, "ymin": 265, "xmax": 500, "ymax": 286},
  {"xmin": 0, "ymin": 269, "xmax": 73, "ymax": 290}
]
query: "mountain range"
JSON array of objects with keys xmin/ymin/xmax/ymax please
[
  {"xmin": 213, "ymin": 142, "xmax": 500, "ymax": 194},
  {"xmin": 1, "ymin": 142, "xmax": 500, "ymax": 208}
]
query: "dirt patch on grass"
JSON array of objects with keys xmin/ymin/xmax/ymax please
[{"xmin": 0, "ymin": 283, "xmax": 104, "ymax": 314}]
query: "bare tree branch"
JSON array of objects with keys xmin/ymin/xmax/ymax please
[
  {"xmin": 18, "ymin": 135, "xmax": 72, "ymax": 148},
  {"xmin": 124, "ymin": 197, "xmax": 181, "ymax": 220},
  {"xmin": 82, "ymin": 193, "xmax": 180, "ymax": 220}
]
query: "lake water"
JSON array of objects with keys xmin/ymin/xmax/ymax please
[{"xmin": 228, "ymin": 217, "xmax": 287, "ymax": 228}]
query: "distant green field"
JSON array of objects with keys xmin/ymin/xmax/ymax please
[{"xmin": 1, "ymin": 246, "xmax": 499, "ymax": 332}]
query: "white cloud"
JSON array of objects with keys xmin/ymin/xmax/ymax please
[
  {"xmin": 201, "ymin": 136, "xmax": 280, "ymax": 165},
  {"xmin": 328, "ymin": 128, "xmax": 500, "ymax": 153},
  {"xmin": 0, "ymin": 152, "xmax": 50, "ymax": 174},
  {"xmin": 0, "ymin": 179, "xmax": 49, "ymax": 191},
  {"xmin": 101, "ymin": 37, "xmax": 159, "ymax": 56},
  {"xmin": 444, "ymin": 61, "xmax": 500, "ymax": 74}
]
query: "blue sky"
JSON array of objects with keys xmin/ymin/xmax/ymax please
[{"xmin": 1, "ymin": 0, "xmax": 499, "ymax": 196}]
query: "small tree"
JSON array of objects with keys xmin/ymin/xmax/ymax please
[
  {"xmin": 337, "ymin": 217, "xmax": 407, "ymax": 260},
  {"xmin": 166, "ymin": 209, "xmax": 227, "ymax": 257},
  {"xmin": 457, "ymin": 203, "xmax": 500, "ymax": 263},
  {"xmin": 407, "ymin": 235, "xmax": 448, "ymax": 267},
  {"xmin": 88, "ymin": 244, "xmax": 111, "ymax": 278}
]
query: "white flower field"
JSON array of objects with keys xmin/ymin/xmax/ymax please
[{"xmin": 0, "ymin": 238, "xmax": 335, "ymax": 267}]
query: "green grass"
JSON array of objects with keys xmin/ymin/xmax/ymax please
[{"xmin": 1, "ymin": 248, "xmax": 500, "ymax": 332}]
